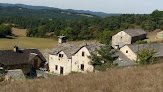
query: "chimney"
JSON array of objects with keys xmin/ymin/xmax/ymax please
[
  {"xmin": 13, "ymin": 46, "xmax": 19, "ymax": 52},
  {"xmin": 58, "ymin": 34, "xmax": 67, "ymax": 44}
]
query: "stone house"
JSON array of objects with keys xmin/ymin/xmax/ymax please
[
  {"xmin": 120, "ymin": 43, "xmax": 163, "ymax": 61},
  {"xmin": 48, "ymin": 36, "xmax": 103, "ymax": 75},
  {"xmin": 112, "ymin": 29, "xmax": 146, "ymax": 49},
  {"xmin": 0, "ymin": 46, "xmax": 46, "ymax": 75},
  {"xmin": 157, "ymin": 31, "xmax": 163, "ymax": 39}
]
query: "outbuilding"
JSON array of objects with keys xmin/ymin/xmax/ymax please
[
  {"xmin": 112, "ymin": 29, "xmax": 146, "ymax": 49},
  {"xmin": 157, "ymin": 31, "xmax": 163, "ymax": 39}
]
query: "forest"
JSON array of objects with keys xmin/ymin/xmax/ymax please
[
  {"xmin": 0, "ymin": 10, "xmax": 162, "ymax": 42},
  {"xmin": 0, "ymin": 6, "xmax": 95, "ymax": 19}
]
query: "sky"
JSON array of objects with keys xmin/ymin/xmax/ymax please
[{"xmin": 0, "ymin": 0, "xmax": 163, "ymax": 14}]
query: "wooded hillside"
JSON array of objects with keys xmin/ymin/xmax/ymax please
[{"xmin": 0, "ymin": 9, "xmax": 162, "ymax": 41}]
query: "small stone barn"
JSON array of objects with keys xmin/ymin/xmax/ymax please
[
  {"xmin": 0, "ymin": 46, "xmax": 46, "ymax": 75},
  {"xmin": 120, "ymin": 43, "xmax": 163, "ymax": 61},
  {"xmin": 157, "ymin": 31, "xmax": 163, "ymax": 39},
  {"xmin": 112, "ymin": 29, "xmax": 146, "ymax": 49}
]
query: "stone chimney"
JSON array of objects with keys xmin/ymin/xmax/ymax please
[
  {"xmin": 13, "ymin": 46, "xmax": 19, "ymax": 52},
  {"xmin": 58, "ymin": 34, "xmax": 67, "ymax": 44}
]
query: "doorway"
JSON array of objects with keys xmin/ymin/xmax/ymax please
[
  {"xmin": 34, "ymin": 59, "xmax": 38, "ymax": 69},
  {"xmin": 60, "ymin": 67, "xmax": 64, "ymax": 75}
]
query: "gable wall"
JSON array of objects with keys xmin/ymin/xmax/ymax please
[
  {"xmin": 120, "ymin": 45, "xmax": 137, "ymax": 61},
  {"xmin": 49, "ymin": 51, "xmax": 72, "ymax": 75},
  {"xmin": 72, "ymin": 47, "xmax": 94, "ymax": 73},
  {"xmin": 29, "ymin": 56, "xmax": 43, "ymax": 69},
  {"xmin": 112, "ymin": 31, "xmax": 132, "ymax": 49}
]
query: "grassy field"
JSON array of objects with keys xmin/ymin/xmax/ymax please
[
  {"xmin": 145, "ymin": 29, "xmax": 163, "ymax": 42},
  {"xmin": 0, "ymin": 27, "xmax": 94, "ymax": 51},
  {"xmin": 0, "ymin": 37, "xmax": 94, "ymax": 51},
  {"xmin": 0, "ymin": 63, "xmax": 162, "ymax": 92},
  {"xmin": 12, "ymin": 27, "xmax": 27, "ymax": 37}
]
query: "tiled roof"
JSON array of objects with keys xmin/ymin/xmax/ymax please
[
  {"xmin": 123, "ymin": 28, "xmax": 146, "ymax": 37},
  {"xmin": 50, "ymin": 42, "xmax": 104, "ymax": 58},
  {"xmin": 126, "ymin": 43, "xmax": 163, "ymax": 57},
  {"xmin": 0, "ymin": 49, "xmax": 46, "ymax": 65},
  {"xmin": 114, "ymin": 51, "xmax": 137, "ymax": 67}
]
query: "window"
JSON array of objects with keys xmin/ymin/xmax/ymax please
[
  {"xmin": 55, "ymin": 65, "xmax": 58, "ymax": 70},
  {"xmin": 59, "ymin": 54, "xmax": 63, "ymax": 58},
  {"xmin": 81, "ymin": 64, "xmax": 84, "ymax": 71},
  {"xmin": 82, "ymin": 52, "xmax": 85, "ymax": 57},
  {"xmin": 126, "ymin": 50, "xmax": 128, "ymax": 53}
]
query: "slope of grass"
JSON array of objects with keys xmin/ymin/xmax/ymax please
[
  {"xmin": 0, "ymin": 37, "xmax": 94, "ymax": 51},
  {"xmin": 0, "ymin": 63, "xmax": 162, "ymax": 92}
]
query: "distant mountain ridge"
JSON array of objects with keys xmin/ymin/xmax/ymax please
[
  {"xmin": 0, "ymin": 3, "xmax": 121, "ymax": 17},
  {"xmin": 0, "ymin": 3, "xmax": 95, "ymax": 19}
]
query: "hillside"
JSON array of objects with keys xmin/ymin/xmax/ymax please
[
  {"xmin": 0, "ymin": 5, "xmax": 95, "ymax": 19},
  {"xmin": 66, "ymin": 9, "xmax": 121, "ymax": 17},
  {"xmin": 0, "ymin": 63, "xmax": 162, "ymax": 92},
  {"xmin": 0, "ymin": 3, "xmax": 121, "ymax": 17}
]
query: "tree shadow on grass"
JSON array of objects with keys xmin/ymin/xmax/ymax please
[
  {"xmin": 0, "ymin": 36, "xmax": 17, "ymax": 39},
  {"xmin": 6, "ymin": 37, "xmax": 16, "ymax": 39}
]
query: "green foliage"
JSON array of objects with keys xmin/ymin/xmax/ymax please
[
  {"xmin": 89, "ymin": 45, "xmax": 118, "ymax": 71},
  {"xmin": 69, "ymin": 71, "xmax": 81, "ymax": 75},
  {"xmin": 26, "ymin": 26, "xmax": 47, "ymax": 38},
  {"xmin": 1, "ymin": 10, "xmax": 163, "ymax": 40},
  {"xmin": 0, "ymin": 74, "xmax": 5, "ymax": 82},
  {"xmin": 134, "ymin": 40, "xmax": 147, "ymax": 44},
  {"xmin": 0, "ymin": 69, "xmax": 7, "ymax": 82},
  {"xmin": 0, "ymin": 24, "xmax": 12, "ymax": 38},
  {"xmin": 100, "ymin": 29, "xmax": 114, "ymax": 45},
  {"xmin": 136, "ymin": 48, "xmax": 157, "ymax": 65},
  {"xmin": 0, "ymin": 6, "xmax": 94, "ymax": 19}
]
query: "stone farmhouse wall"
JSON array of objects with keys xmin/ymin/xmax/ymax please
[
  {"xmin": 49, "ymin": 51, "xmax": 72, "ymax": 75},
  {"xmin": 49, "ymin": 47, "xmax": 94, "ymax": 75},
  {"xmin": 112, "ymin": 31, "xmax": 131, "ymax": 49},
  {"xmin": 120, "ymin": 45, "xmax": 137, "ymax": 61},
  {"xmin": 72, "ymin": 47, "xmax": 93, "ymax": 73}
]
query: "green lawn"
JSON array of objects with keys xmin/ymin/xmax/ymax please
[{"xmin": 0, "ymin": 37, "xmax": 94, "ymax": 51}]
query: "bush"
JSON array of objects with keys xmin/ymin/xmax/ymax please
[
  {"xmin": 89, "ymin": 45, "xmax": 118, "ymax": 71},
  {"xmin": 0, "ymin": 74, "xmax": 5, "ymax": 82},
  {"xmin": 135, "ymin": 40, "xmax": 147, "ymax": 44},
  {"xmin": 136, "ymin": 48, "xmax": 157, "ymax": 65},
  {"xmin": 0, "ymin": 24, "xmax": 12, "ymax": 38}
]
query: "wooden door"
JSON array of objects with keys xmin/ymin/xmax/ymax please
[
  {"xmin": 34, "ymin": 59, "xmax": 38, "ymax": 69},
  {"xmin": 60, "ymin": 67, "xmax": 64, "ymax": 75}
]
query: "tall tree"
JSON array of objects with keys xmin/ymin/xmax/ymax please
[{"xmin": 89, "ymin": 45, "xmax": 118, "ymax": 71}]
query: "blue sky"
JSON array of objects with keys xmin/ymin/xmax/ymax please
[{"xmin": 0, "ymin": 0, "xmax": 162, "ymax": 14}]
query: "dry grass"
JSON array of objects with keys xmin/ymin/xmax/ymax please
[
  {"xmin": 12, "ymin": 27, "xmax": 27, "ymax": 37},
  {"xmin": 0, "ymin": 63, "xmax": 162, "ymax": 92},
  {"xmin": 145, "ymin": 29, "xmax": 163, "ymax": 42}
]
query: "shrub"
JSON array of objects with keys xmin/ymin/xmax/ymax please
[
  {"xmin": 89, "ymin": 45, "xmax": 118, "ymax": 71},
  {"xmin": 134, "ymin": 40, "xmax": 147, "ymax": 44},
  {"xmin": 136, "ymin": 48, "xmax": 157, "ymax": 65}
]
